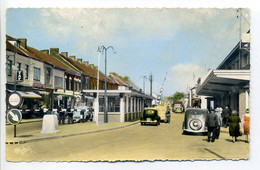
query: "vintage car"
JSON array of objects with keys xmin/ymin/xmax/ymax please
[
  {"xmin": 140, "ymin": 108, "xmax": 161, "ymax": 126},
  {"xmin": 182, "ymin": 108, "xmax": 208, "ymax": 135},
  {"xmin": 172, "ymin": 101, "xmax": 184, "ymax": 113},
  {"xmin": 73, "ymin": 107, "xmax": 93, "ymax": 123},
  {"xmin": 175, "ymin": 107, "xmax": 184, "ymax": 113}
]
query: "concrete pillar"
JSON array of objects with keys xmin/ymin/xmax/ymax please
[
  {"xmin": 126, "ymin": 96, "xmax": 129, "ymax": 113},
  {"xmin": 120, "ymin": 97, "xmax": 125, "ymax": 122}
]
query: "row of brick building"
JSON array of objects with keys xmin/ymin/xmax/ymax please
[{"xmin": 6, "ymin": 35, "xmax": 153, "ymax": 122}]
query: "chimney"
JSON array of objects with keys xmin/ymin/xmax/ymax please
[
  {"xmin": 70, "ymin": 55, "xmax": 76, "ymax": 61},
  {"xmin": 95, "ymin": 66, "xmax": 98, "ymax": 70},
  {"xmin": 89, "ymin": 64, "xmax": 94, "ymax": 68},
  {"xmin": 18, "ymin": 38, "xmax": 27, "ymax": 49},
  {"xmin": 41, "ymin": 49, "xmax": 49, "ymax": 55},
  {"xmin": 50, "ymin": 48, "xmax": 59, "ymax": 56},
  {"xmin": 84, "ymin": 61, "xmax": 89, "ymax": 66},
  {"xmin": 61, "ymin": 52, "xmax": 68, "ymax": 58},
  {"xmin": 77, "ymin": 58, "xmax": 83, "ymax": 63}
]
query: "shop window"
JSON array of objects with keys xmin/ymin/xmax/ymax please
[
  {"xmin": 7, "ymin": 60, "xmax": 12, "ymax": 76},
  {"xmin": 25, "ymin": 64, "xmax": 29, "ymax": 79},
  {"xmin": 33, "ymin": 67, "xmax": 41, "ymax": 81},
  {"xmin": 55, "ymin": 76, "xmax": 63, "ymax": 88}
]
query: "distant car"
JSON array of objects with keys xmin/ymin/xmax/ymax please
[
  {"xmin": 140, "ymin": 108, "xmax": 161, "ymax": 126},
  {"xmin": 175, "ymin": 107, "xmax": 183, "ymax": 113},
  {"xmin": 172, "ymin": 101, "xmax": 184, "ymax": 113},
  {"xmin": 182, "ymin": 108, "xmax": 208, "ymax": 135},
  {"xmin": 73, "ymin": 107, "xmax": 93, "ymax": 123}
]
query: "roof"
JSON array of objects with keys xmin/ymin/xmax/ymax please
[
  {"xmin": 59, "ymin": 55, "xmax": 108, "ymax": 81},
  {"xmin": 26, "ymin": 46, "xmax": 77, "ymax": 73}
]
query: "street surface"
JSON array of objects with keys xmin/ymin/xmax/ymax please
[{"xmin": 6, "ymin": 106, "xmax": 249, "ymax": 161}]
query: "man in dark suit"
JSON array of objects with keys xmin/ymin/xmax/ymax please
[
  {"xmin": 222, "ymin": 105, "xmax": 231, "ymax": 128},
  {"xmin": 206, "ymin": 110, "xmax": 218, "ymax": 142}
]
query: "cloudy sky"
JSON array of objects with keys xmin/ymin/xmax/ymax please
[{"xmin": 6, "ymin": 8, "xmax": 250, "ymax": 96}]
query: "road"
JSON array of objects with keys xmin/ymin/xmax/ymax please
[{"xmin": 6, "ymin": 106, "xmax": 249, "ymax": 161}]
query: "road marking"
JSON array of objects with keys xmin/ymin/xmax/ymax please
[{"xmin": 204, "ymin": 148, "xmax": 226, "ymax": 159}]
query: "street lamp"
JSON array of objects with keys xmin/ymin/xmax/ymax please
[{"xmin": 99, "ymin": 46, "xmax": 116, "ymax": 123}]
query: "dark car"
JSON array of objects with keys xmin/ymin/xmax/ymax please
[
  {"xmin": 140, "ymin": 108, "xmax": 161, "ymax": 126},
  {"xmin": 182, "ymin": 108, "xmax": 208, "ymax": 135}
]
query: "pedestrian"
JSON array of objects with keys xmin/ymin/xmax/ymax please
[
  {"xmin": 228, "ymin": 110, "xmax": 241, "ymax": 143},
  {"xmin": 215, "ymin": 107, "xmax": 222, "ymax": 139},
  {"xmin": 222, "ymin": 105, "xmax": 231, "ymax": 128},
  {"xmin": 242, "ymin": 108, "xmax": 250, "ymax": 143},
  {"xmin": 165, "ymin": 106, "xmax": 171, "ymax": 124},
  {"xmin": 58, "ymin": 105, "xmax": 65, "ymax": 124},
  {"xmin": 206, "ymin": 110, "xmax": 218, "ymax": 142},
  {"xmin": 67, "ymin": 106, "xmax": 73, "ymax": 124}
]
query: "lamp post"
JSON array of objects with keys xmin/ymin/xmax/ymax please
[{"xmin": 99, "ymin": 46, "xmax": 116, "ymax": 123}]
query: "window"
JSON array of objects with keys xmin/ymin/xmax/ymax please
[
  {"xmin": 54, "ymin": 76, "xmax": 63, "ymax": 88},
  {"xmin": 69, "ymin": 78, "xmax": 72, "ymax": 90},
  {"xmin": 33, "ymin": 67, "xmax": 41, "ymax": 81},
  {"xmin": 7, "ymin": 60, "xmax": 12, "ymax": 76},
  {"xmin": 74, "ymin": 79, "xmax": 77, "ymax": 90},
  {"xmin": 64, "ymin": 77, "xmax": 67, "ymax": 90},
  {"xmin": 46, "ymin": 68, "xmax": 51, "ymax": 84},
  {"xmin": 25, "ymin": 65, "xmax": 29, "ymax": 79},
  {"xmin": 17, "ymin": 62, "xmax": 21, "ymax": 71}
]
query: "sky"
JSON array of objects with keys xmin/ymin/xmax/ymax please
[{"xmin": 6, "ymin": 8, "xmax": 250, "ymax": 96}]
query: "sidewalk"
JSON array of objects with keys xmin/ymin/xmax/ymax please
[{"xmin": 6, "ymin": 119, "xmax": 139, "ymax": 144}]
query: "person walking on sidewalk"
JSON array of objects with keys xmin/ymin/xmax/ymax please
[
  {"xmin": 215, "ymin": 107, "xmax": 222, "ymax": 139},
  {"xmin": 165, "ymin": 106, "xmax": 171, "ymax": 124},
  {"xmin": 58, "ymin": 105, "xmax": 65, "ymax": 124},
  {"xmin": 242, "ymin": 108, "xmax": 250, "ymax": 143},
  {"xmin": 222, "ymin": 105, "xmax": 231, "ymax": 128},
  {"xmin": 228, "ymin": 110, "xmax": 241, "ymax": 143},
  {"xmin": 206, "ymin": 110, "xmax": 218, "ymax": 142},
  {"xmin": 67, "ymin": 106, "xmax": 74, "ymax": 124}
]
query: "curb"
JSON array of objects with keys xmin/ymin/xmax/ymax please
[
  {"xmin": 6, "ymin": 121, "xmax": 139, "ymax": 144},
  {"xmin": 6, "ymin": 119, "xmax": 43, "ymax": 126}
]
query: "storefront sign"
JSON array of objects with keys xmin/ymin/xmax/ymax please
[
  {"xmin": 7, "ymin": 109, "xmax": 22, "ymax": 125},
  {"xmin": 8, "ymin": 92, "xmax": 22, "ymax": 108},
  {"xmin": 33, "ymin": 84, "xmax": 45, "ymax": 89}
]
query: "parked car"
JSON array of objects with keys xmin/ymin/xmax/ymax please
[
  {"xmin": 140, "ymin": 108, "xmax": 161, "ymax": 126},
  {"xmin": 73, "ymin": 107, "xmax": 93, "ymax": 123},
  {"xmin": 182, "ymin": 108, "xmax": 208, "ymax": 135}
]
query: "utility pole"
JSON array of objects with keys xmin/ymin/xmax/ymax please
[
  {"xmin": 238, "ymin": 8, "xmax": 242, "ymax": 69},
  {"xmin": 149, "ymin": 72, "xmax": 153, "ymax": 96},
  {"xmin": 141, "ymin": 75, "xmax": 147, "ymax": 93}
]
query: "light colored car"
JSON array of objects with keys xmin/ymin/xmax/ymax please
[{"xmin": 73, "ymin": 107, "xmax": 93, "ymax": 123}]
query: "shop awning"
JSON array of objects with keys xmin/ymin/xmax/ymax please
[
  {"xmin": 8, "ymin": 90, "xmax": 42, "ymax": 99},
  {"xmin": 196, "ymin": 70, "xmax": 250, "ymax": 96},
  {"xmin": 54, "ymin": 91, "xmax": 73, "ymax": 97}
]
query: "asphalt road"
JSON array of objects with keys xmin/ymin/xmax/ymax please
[{"xmin": 6, "ymin": 106, "xmax": 249, "ymax": 162}]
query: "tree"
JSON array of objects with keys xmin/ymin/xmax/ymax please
[{"xmin": 173, "ymin": 91, "xmax": 185, "ymax": 102}]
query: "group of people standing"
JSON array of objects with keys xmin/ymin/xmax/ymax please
[{"xmin": 206, "ymin": 105, "xmax": 250, "ymax": 143}]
